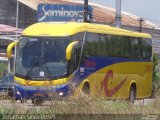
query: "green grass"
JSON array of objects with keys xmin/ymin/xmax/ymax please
[
  {"xmin": 0, "ymin": 94, "xmax": 160, "ymax": 120},
  {"xmin": 0, "ymin": 96, "xmax": 160, "ymax": 116}
]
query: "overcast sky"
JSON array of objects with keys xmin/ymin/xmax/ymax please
[{"xmin": 86, "ymin": 0, "xmax": 160, "ymax": 26}]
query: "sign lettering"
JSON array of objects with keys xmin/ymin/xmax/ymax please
[{"xmin": 37, "ymin": 4, "xmax": 92, "ymax": 22}]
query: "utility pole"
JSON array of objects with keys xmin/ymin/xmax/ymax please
[
  {"xmin": 16, "ymin": 0, "xmax": 19, "ymax": 39},
  {"xmin": 11, "ymin": 0, "xmax": 19, "ymax": 73},
  {"xmin": 84, "ymin": 0, "xmax": 88, "ymax": 22},
  {"xmin": 115, "ymin": 0, "xmax": 122, "ymax": 27},
  {"xmin": 138, "ymin": 18, "xmax": 144, "ymax": 32}
]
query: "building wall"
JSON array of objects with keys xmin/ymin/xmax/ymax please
[
  {"xmin": 0, "ymin": 0, "xmax": 16, "ymax": 26},
  {"xmin": 0, "ymin": 0, "xmax": 36, "ymax": 28},
  {"xmin": 18, "ymin": 1, "xmax": 36, "ymax": 28}
]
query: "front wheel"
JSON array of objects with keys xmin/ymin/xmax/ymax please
[
  {"xmin": 32, "ymin": 98, "xmax": 44, "ymax": 105},
  {"xmin": 129, "ymin": 86, "xmax": 136, "ymax": 103}
]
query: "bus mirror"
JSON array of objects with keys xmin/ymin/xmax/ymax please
[
  {"xmin": 7, "ymin": 41, "xmax": 19, "ymax": 59},
  {"xmin": 66, "ymin": 41, "xmax": 78, "ymax": 61}
]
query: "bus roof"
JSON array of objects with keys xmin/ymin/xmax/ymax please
[{"xmin": 22, "ymin": 22, "xmax": 151, "ymax": 38}]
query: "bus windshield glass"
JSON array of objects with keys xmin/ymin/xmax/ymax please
[{"xmin": 15, "ymin": 37, "xmax": 70, "ymax": 80}]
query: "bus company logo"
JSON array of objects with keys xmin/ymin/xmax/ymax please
[{"xmin": 101, "ymin": 70, "xmax": 127, "ymax": 97}]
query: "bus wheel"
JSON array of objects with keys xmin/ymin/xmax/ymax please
[
  {"xmin": 129, "ymin": 86, "xmax": 136, "ymax": 103},
  {"xmin": 32, "ymin": 98, "xmax": 44, "ymax": 105},
  {"xmin": 82, "ymin": 83, "xmax": 90, "ymax": 95},
  {"xmin": 20, "ymin": 99, "xmax": 27, "ymax": 103}
]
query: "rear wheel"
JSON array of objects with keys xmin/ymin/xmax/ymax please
[
  {"xmin": 82, "ymin": 83, "xmax": 90, "ymax": 95},
  {"xmin": 129, "ymin": 86, "xmax": 136, "ymax": 103}
]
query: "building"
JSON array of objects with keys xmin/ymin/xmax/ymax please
[
  {"xmin": 0, "ymin": 0, "xmax": 160, "ymax": 54},
  {"xmin": 0, "ymin": 0, "xmax": 36, "ymax": 28},
  {"xmin": 0, "ymin": 0, "xmax": 159, "ymax": 28}
]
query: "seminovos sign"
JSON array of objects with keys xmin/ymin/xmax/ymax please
[{"xmin": 37, "ymin": 4, "xmax": 93, "ymax": 22}]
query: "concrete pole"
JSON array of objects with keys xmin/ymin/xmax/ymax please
[
  {"xmin": 115, "ymin": 0, "xmax": 122, "ymax": 27},
  {"xmin": 16, "ymin": 0, "xmax": 19, "ymax": 38}
]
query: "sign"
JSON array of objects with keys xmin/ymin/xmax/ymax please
[{"xmin": 37, "ymin": 4, "xmax": 93, "ymax": 22}]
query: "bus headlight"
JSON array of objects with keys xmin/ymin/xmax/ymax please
[
  {"xmin": 59, "ymin": 92, "xmax": 64, "ymax": 96},
  {"xmin": 16, "ymin": 90, "xmax": 20, "ymax": 95}
]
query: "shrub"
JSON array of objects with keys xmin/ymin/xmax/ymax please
[{"xmin": 153, "ymin": 53, "xmax": 160, "ymax": 95}]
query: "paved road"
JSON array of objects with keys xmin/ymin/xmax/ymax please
[{"xmin": 134, "ymin": 98, "xmax": 155, "ymax": 105}]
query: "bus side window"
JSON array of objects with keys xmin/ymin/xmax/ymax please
[
  {"xmin": 75, "ymin": 47, "xmax": 81, "ymax": 68},
  {"xmin": 141, "ymin": 38, "xmax": 152, "ymax": 59},
  {"xmin": 83, "ymin": 33, "xmax": 98, "ymax": 57},
  {"xmin": 69, "ymin": 46, "xmax": 81, "ymax": 74},
  {"xmin": 131, "ymin": 38, "xmax": 142, "ymax": 59},
  {"xmin": 138, "ymin": 38, "xmax": 143, "ymax": 59}
]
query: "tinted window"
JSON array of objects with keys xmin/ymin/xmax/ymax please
[
  {"xmin": 83, "ymin": 33, "xmax": 99, "ymax": 56},
  {"xmin": 141, "ymin": 38, "xmax": 152, "ymax": 59},
  {"xmin": 83, "ymin": 32, "xmax": 152, "ymax": 59}
]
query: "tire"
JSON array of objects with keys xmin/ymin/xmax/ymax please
[
  {"xmin": 82, "ymin": 83, "xmax": 90, "ymax": 95},
  {"xmin": 32, "ymin": 98, "xmax": 44, "ymax": 105},
  {"xmin": 129, "ymin": 86, "xmax": 136, "ymax": 103},
  {"xmin": 20, "ymin": 99, "xmax": 27, "ymax": 103}
]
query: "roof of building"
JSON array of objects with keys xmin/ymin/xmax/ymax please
[
  {"xmin": 18, "ymin": 0, "xmax": 159, "ymax": 28},
  {"xmin": 0, "ymin": 24, "xmax": 23, "ymax": 34}
]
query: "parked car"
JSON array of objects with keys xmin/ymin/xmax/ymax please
[{"xmin": 0, "ymin": 72, "xmax": 14, "ymax": 98}]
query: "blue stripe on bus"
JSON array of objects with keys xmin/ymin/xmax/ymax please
[{"xmin": 70, "ymin": 56, "xmax": 151, "ymax": 85}]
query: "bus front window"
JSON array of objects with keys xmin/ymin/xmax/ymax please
[{"xmin": 15, "ymin": 37, "xmax": 70, "ymax": 80}]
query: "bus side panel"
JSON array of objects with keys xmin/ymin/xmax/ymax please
[{"xmin": 77, "ymin": 61, "xmax": 152, "ymax": 99}]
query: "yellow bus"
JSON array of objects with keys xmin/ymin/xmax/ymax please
[{"xmin": 7, "ymin": 22, "xmax": 152, "ymax": 105}]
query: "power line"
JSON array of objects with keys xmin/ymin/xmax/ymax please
[
  {"xmin": 144, "ymin": 18, "xmax": 160, "ymax": 24},
  {"xmin": 136, "ymin": 18, "xmax": 160, "ymax": 28}
]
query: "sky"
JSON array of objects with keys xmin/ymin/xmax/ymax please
[{"xmin": 78, "ymin": 0, "xmax": 160, "ymax": 26}]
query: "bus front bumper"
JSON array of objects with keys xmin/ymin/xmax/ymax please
[{"xmin": 14, "ymin": 83, "xmax": 72, "ymax": 100}]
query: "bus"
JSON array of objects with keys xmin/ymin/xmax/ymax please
[{"xmin": 7, "ymin": 22, "xmax": 152, "ymax": 105}]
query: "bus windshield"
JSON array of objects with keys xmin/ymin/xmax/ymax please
[{"xmin": 15, "ymin": 37, "xmax": 70, "ymax": 80}]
